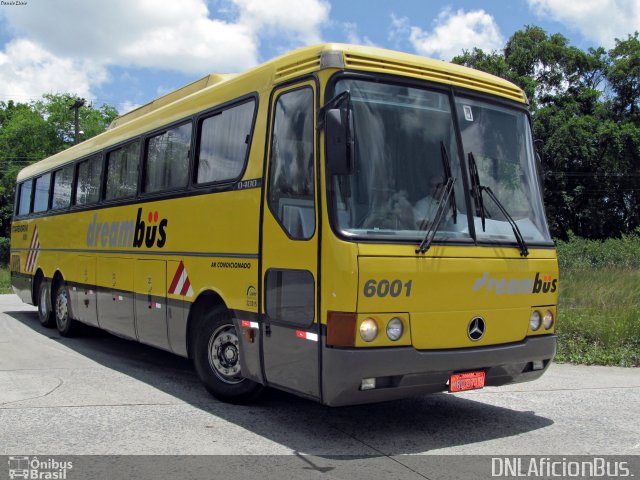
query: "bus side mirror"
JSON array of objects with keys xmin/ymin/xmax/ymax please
[{"xmin": 325, "ymin": 108, "xmax": 354, "ymax": 176}]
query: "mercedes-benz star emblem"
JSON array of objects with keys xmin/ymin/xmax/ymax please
[{"xmin": 468, "ymin": 317, "xmax": 486, "ymax": 341}]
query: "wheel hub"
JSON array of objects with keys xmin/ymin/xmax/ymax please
[
  {"xmin": 208, "ymin": 327, "xmax": 242, "ymax": 384},
  {"xmin": 56, "ymin": 289, "xmax": 69, "ymax": 328}
]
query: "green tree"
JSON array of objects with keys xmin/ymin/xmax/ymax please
[
  {"xmin": 453, "ymin": 27, "xmax": 640, "ymax": 240},
  {"xmin": 0, "ymin": 95, "xmax": 118, "ymax": 237}
]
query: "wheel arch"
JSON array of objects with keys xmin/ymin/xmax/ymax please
[{"xmin": 186, "ymin": 289, "xmax": 229, "ymax": 360}]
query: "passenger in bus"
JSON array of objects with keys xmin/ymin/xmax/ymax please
[{"xmin": 414, "ymin": 176, "xmax": 445, "ymax": 230}]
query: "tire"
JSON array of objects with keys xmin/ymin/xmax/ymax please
[
  {"xmin": 192, "ymin": 306, "xmax": 263, "ymax": 404},
  {"xmin": 37, "ymin": 279, "xmax": 55, "ymax": 328},
  {"xmin": 54, "ymin": 281, "xmax": 79, "ymax": 337}
]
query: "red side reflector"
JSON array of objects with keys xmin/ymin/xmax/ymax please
[{"xmin": 449, "ymin": 371, "xmax": 485, "ymax": 392}]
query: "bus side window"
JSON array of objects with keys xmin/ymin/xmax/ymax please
[
  {"xmin": 76, "ymin": 154, "xmax": 103, "ymax": 206},
  {"xmin": 267, "ymin": 88, "xmax": 315, "ymax": 240},
  {"xmin": 105, "ymin": 141, "xmax": 140, "ymax": 200},
  {"xmin": 33, "ymin": 173, "xmax": 51, "ymax": 213},
  {"xmin": 52, "ymin": 165, "xmax": 74, "ymax": 210},
  {"xmin": 145, "ymin": 122, "xmax": 191, "ymax": 193},
  {"xmin": 17, "ymin": 180, "xmax": 33, "ymax": 216},
  {"xmin": 196, "ymin": 100, "xmax": 255, "ymax": 185}
]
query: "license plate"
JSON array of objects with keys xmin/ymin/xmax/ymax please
[{"xmin": 449, "ymin": 371, "xmax": 485, "ymax": 392}]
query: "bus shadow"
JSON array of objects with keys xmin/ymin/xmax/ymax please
[{"xmin": 8, "ymin": 309, "xmax": 554, "ymax": 456}]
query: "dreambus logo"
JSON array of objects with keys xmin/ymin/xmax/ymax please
[
  {"xmin": 473, "ymin": 272, "xmax": 558, "ymax": 295},
  {"xmin": 86, "ymin": 208, "xmax": 168, "ymax": 249}
]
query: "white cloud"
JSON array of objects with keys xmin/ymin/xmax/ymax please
[
  {"xmin": 0, "ymin": 39, "xmax": 107, "ymax": 101},
  {"xmin": 343, "ymin": 22, "xmax": 377, "ymax": 47},
  {"xmin": 1, "ymin": 0, "xmax": 258, "ymax": 74},
  {"xmin": 393, "ymin": 8, "xmax": 504, "ymax": 60},
  {"xmin": 233, "ymin": 0, "xmax": 330, "ymax": 45},
  {"xmin": 118, "ymin": 100, "xmax": 143, "ymax": 115},
  {"xmin": 0, "ymin": 0, "xmax": 330, "ymax": 102},
  {"xmin": 527, "ymin": 0, "xmax": 640, "ymax": 47}
]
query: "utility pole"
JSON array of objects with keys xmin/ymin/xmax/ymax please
[{"xmin": 69, "ymin": 98, "xmax": 86, "ymax": 145}]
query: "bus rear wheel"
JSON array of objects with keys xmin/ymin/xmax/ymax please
[
  {"xmin": 54, "ymin": 282, "xmax": 79, "ymax": 337},
  {"xmin": 192, "ymin": 307, "xmax": 263, "ymax": 404},
  {"xmin": 37, "ymin": 280, "xmax": 55, "ymax": 328}
]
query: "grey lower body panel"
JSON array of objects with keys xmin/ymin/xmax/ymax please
[
  {"xmin": 322, "ymin": 335, "xmax": 557, "ymax": 406},
  {"xmin": 11, "ymin": 272, "xmax": 33, "ymax": 305}
]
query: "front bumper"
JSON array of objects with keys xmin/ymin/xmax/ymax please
[{"xmin": 322, "ymin": 335, "xmax": 556, "ymax": 406}]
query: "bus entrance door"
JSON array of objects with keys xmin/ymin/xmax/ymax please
[{"xmin": 260, "ymin": 82, "xmax": 320, "ymax": 400}]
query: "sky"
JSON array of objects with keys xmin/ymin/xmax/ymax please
[{"xmin": 0, "ymin": 0, "xmax": 638, "ymax": 115}]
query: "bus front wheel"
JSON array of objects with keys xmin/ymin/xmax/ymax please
[
  {"xmin": 192, "ymin": 307, "xmax": 263, "ymax": 404},
  {"xmin": 54, "ymin": 282, "xmax": 79, "ymax": 337}
]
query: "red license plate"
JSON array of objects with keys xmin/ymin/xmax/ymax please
[{"xmin": 449, "ymin": 371, "xmax": 485, "ymax": 392}]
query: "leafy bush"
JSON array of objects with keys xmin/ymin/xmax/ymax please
[
  {"xmin": 0, "ymin": 237, "xmax": 9, "ymax": 265},
  {"xmin": 556, "ymin": 231, "xmax": 640, "ymax": 270}
]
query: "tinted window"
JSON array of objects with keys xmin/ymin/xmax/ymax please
[
  {"xmin": 145, "ymin": 122, "xmax": 191, "ymax": 193},
  {"xmin": 105, "ymin": 142, "xmax": 140, "ymax": 200},
  {"xmin": 197, "ymin": 100, "xmax": 254, "ymax": 184},
  {"xmin": 267, "ymin": 88, "xmax": 315, "ymax": 239},
  {"xmin": 265, "ymin": 269, "xmax": 315, "ymax": 326},
  {"xmin": 33, "ymin": 173, "xmax": 51, "ymax": 213},
  {"xmin": 18, "ymin": 181, "xmax": 33, "ymax": 216},
  {"xmin": 76, "ymin": 154, "xmax": 103, "ymax": 205},
  {"xmin": 52, "ymin": 165, "xmax": 74, "ymax": 209}
]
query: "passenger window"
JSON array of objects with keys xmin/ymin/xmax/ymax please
[
  {"xmin": 197, "ymin": 100, "xmax": 255, "ymax": 184},
  {"xmin": 33, "ymin": 173, "xmax": 51, "ymax": 213},
  {"xmin": 145, "ymin": 122, "xmax": 191, "ymax": 193},
  {"xmin": 17, "ymin": 180, "xmax": 33, "ymax": 216},
  {"xmin": 267, "ymin": 88, "xmax": 315, "ymax": 239},
  {"xmin": 105, "ymin": 142, "xmax": 140, "ymax": 200},
  {"xmin": 52, "ymin": 165, "xmax": 74, "ymax": 209},
  {"xmin": 76, "ymin": 154, "xmax": 103, "ymax": 205}
]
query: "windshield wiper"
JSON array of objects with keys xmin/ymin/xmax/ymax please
[
  {"xmin": 480, "ymin": 186, "xmax": 529, "ymax": 257},
  {"xmin": 468, "ymin": 152, "xmax": 529, "ymax": 257},
  {"xmin": 468, "ymin": 152, "xmax": 486, "ymax": 231},
  {"xmin": 416, "ymin": 176, "xmax": 456, "ymax": 254}
]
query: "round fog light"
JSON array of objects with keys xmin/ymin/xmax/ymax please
[
  {"xmin": 360, "ymin": 318, "xmax": 378, "ymax": 342},
  {"xmin": 386, "ymin": 317, "xmax": 403, "ymax": 341},
  {"xmin": 543, "ymin": 310, "xmax": 554, "ymax": 329},
  {"xmin": 530, "ymin": 310, "xmax": 541, "ymax": 331}
]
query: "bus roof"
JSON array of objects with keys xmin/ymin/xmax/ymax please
[{"xmin": 16, "ymin": 43, "xmax": 526, "ymax": 182}]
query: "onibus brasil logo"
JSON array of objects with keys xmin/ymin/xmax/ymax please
[
  {"xmin": 8, "ymin": 456, "xmax": 73, "ymax": 479},
  {"xmin": 86, "ymin": 208, "xmax": 168, "ymax": 249}
]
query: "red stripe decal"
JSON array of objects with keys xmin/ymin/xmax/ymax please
[
  {"xmin": 179, "ymin": 277, "xmax": 191, "ymax": 296},
  {"xmin": 168, "ymin": 261, "xmax": 184, "ymax": 294}
]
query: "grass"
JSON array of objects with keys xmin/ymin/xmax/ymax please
[
  {"xmin": 0, "ymin": 266, "xmax": 11, "ymax": 294},
  {"xmin": 555, "ymin": 267, "xmax": 640, "ymax": 367}
]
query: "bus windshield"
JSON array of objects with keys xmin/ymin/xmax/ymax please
[
  {"xmin": 329, "ymin": 78, "xmax": 552, "ymax": 246},
  {"xmin": 455, "ymin": 97, "xmax": 552, "ymax": 245}
]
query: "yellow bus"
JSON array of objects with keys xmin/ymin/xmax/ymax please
[{"xmin": 10, "ymin": 44, "xmax": 558, "ymax": 406}]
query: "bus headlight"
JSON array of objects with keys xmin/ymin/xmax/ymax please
[
  {"xmin": 543, "ymin": 310, "xmax": 554, "ymax": 329},
  {"xmin": 360, "ymin": 318, "xmax": 378, "ymax": 342},
  {"xmin": 530, "ymin": 310, "xmax": 541, "ymax": 331},
  {"xmin": 386, "ymin": 317, "xmax": 403, "ymax": 341}
]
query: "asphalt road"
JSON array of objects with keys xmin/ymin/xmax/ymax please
[{"xmin": 1, "ymin": 294, "xmax": 638, "ymax": 479}]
